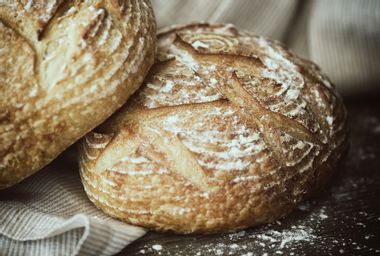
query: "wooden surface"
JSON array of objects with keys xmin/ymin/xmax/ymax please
[{"xmin": 118, "ymin": 100, "xmax": 380, "ymax": 256}]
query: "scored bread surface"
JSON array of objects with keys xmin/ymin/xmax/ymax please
[
  {"xmin": 0, "ymin": 0, "xmax": 156, "ymax": 188},
  {"xmin": 79, "ymin": 23, "xmax": 348, "ymax": 234}
]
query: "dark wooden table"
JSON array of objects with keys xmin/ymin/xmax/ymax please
[{"xmin": 118, "ymin": 99, "xmax": 380, "ymax": 256}]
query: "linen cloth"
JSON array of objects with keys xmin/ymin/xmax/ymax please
[
  {"xmin": 0, "ymin": 149, "xmax": 146, "ymax": 256},
  {"xmin": 1, "ymin": 1, "xmax": 379, "ymax": 256}
]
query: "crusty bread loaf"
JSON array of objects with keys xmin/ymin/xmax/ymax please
[
  {"xmin": 0, "ymin": 0, "xmax": 156, "ymax": 189},
  {"xmin": 79, "ymin": 23, "xmax": 348, "ymax": 234}
]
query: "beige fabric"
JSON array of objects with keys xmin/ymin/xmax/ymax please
[
  {"xmin": 0, "ymin": 150, "xmax": 146, "ymax": 256},
  {"xmin": 153, "ymin": 0, "xmax": 380, "ymax": 96}
]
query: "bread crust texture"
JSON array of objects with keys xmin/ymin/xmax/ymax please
[
  {"xmin": 79, "ymin": 23, "xmax": 348, "ymax": 234},
  {"xmin": 0, "ymin": 0, "xmax": 156, "ymax": 188}
]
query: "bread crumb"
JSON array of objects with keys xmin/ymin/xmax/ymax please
[
  {"xmin": 326, "ymin": 116, "xmax": 333, "ymax": 125},
  {"xmin": 152, "ymin": 244, "xmax": 162, "ymax": 251},
  {"xmin": 319, "ymin": 213, "xmax": 328, "ymax": 219}
]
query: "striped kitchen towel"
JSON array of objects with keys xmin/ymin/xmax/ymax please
[{"xmin": 0, "ymin": 148, "xmax": 146, "ymax": 256}]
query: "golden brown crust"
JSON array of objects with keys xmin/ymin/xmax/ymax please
[
  {"xmin": 0, "ymin": 0, "xmax": 156, "ymax": 188},
  {"xmin": 79, "ymin": 23, "xmax": 348, "ymax": 234}
]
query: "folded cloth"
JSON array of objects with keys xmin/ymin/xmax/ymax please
[
  {"xmin": 153, "ymin": 0, "xmax": 380, "ymax": 97},
  {"xmin": 0, "ymin": 149, "xmax": 146, "ymax": 256}
]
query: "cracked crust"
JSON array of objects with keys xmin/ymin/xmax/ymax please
[
  {"xmin": 0, "ymin": 0, "xmax": 156, "ymax": 188},
  {"xmin": 79, "ymin": 23, "xmax": 348, "ymax": 234}
]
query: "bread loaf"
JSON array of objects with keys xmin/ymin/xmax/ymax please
[
  {"xmin": 0, "ymin": 0, "xmax": 156, "ymax": 189},
  {"xmin": 79, "ymin": 23, "xmax": 348, "ymax": 234}
]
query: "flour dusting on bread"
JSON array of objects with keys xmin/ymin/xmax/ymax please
[{"xmin": 79, "ymin": 23, "xmax": 348, "ymax": 234}]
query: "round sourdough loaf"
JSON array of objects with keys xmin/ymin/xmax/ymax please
[
  {"xmin": 79, "ymin": 23, "xmax": 348, "ymax": 234},
  {"xmin": 0, "ymin": 0, "xmax": 156, "ymax": 189}
]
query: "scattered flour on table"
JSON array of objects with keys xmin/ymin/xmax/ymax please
[{"xmin": 135, "ymin": 209, "xmax": 324, "ymax": 255}]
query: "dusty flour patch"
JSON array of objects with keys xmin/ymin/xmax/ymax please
[
  {"xmin": 135, "ymin": 207, "xmax": 326, "ymax": 255},
  {"xmin": 256, "ymin": 226, "xmax": 316, "ymax": 248}
]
